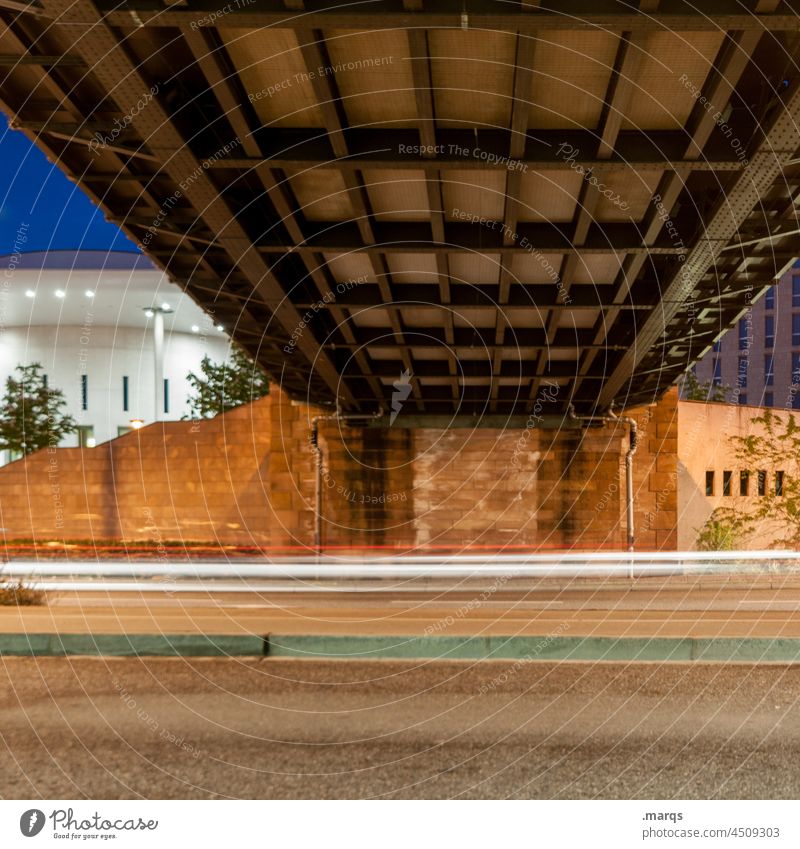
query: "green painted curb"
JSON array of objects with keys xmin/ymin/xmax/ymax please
[
  {"xmin": 0, "ymin": 633, "xmax": 265, "ymax": 657},
  {"xmin": 4, "ymin": 633, "xmax": 800, "ymax": 662},
  {"xmin": 264, "ymin": 634, "xmax": 800, "ymax": 663}
]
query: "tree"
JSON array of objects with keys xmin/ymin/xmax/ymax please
[
  {"xmin": 184, "ymin": 347, "xmax": 269, "ymax": 419},
  {"xmin": 0, "ymin": 363, "xmax": 77, "ymax": 455},
  {"xmin": 704, "ymin": 409, "xmax": 800, "ymax": 549},
  {"xmin": 680, "ymin": 369, "xmax": 731, "ymax": 402}
]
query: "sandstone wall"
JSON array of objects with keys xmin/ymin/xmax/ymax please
[{"xmin": 0, "ymin": 387, "xmax": 679, "ymax": 551}]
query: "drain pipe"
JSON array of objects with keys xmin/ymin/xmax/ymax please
[
  {"xmin": 608, "ymin": 408, "xmax": 639, "ymax": 553},
  {"xmin": 568, "ymin": 404, "xmax": 638, "ymax": 553},
  {"xmin": 310, "ymin": 413, "xmax": 338, "ymax": 555},
  {"xmin": 310, "ymin": 409, "xmax": 384, "ymax": 554}
]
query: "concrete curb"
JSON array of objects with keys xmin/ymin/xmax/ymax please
[
  {"xmin": 263, "ymin": 634, "xmax": 800, "ymax": 662},
  {"xmin": 0, "ymin": 633, "xmax": 265, "ymax": 657},
  {"xmin": 4, "ymin": 633, "xmax": 800, "ymax": 662}
]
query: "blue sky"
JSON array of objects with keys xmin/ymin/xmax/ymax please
[{"xmin": 0, "ymin": 113, "xmax": 138, "ymax": 254}]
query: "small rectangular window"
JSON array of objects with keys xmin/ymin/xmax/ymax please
[
  {"xmin": 739, "ymin": 394, "xmax": 747, "ymax": 405},
  {"xmin": 765, "ymin": 354, "xmax": 774, "ymax": 386},
  {"xmin": 776, "ymin": 471, "xmax": 785, "ymax": 496},
  {"xmin": 740, "ymin": 470, "xmax": 749, "ymax": 496},
  {"xmin": 122, "ymin": 375, "xmax": 129, "ymax": 412},
  {"xmin": 713, "ymin": 359, "xmax": 722, "ymax": 386},
  {"xmin": 705, "ymin": 471, "xmax": 715, "ymax": 496},
  {"xmin": 765, "ymin": 392, "xmax": 774, "ymax": 407},
  {"xmin": 794, "ymin": 278, "xmax": 800, "ymax": 307},
  {"xmin": 766, "ymin": 286, "xmax": 776, "ymax": 310},
  {"xmin": 723, "ymin": 471, "xmax": 732, "ymax": 496},
  {"xmin": 81, "ymin": 373, "xmax": 88, "ymax": 411},
  {"xmin": 793, "ymin": 314, "xmax": 800, "ymax": 346},
  {"xmin": 163, "ymin": 378, "xmax": 169, "ymax": 415},
  {"xmin": 739, "ymin": 318, "xmax": 749, "ymax": 350},
  {"xmin": 713, "ymin": 340, "xmax": 721, "ymax": 353},
  {"xmin": 765, "ymin": 315, "xmax": 775, "ymax": 347},
  {"xmin": 758, "ymin": 470, "xmax": 767, "ymax": 496}
]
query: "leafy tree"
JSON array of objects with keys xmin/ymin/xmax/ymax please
[
  {"xmin": 0, "ymin": 363, "xmax": 77, "ymax": 455},
  {"xmin": 184, "ymin": 347, "xmax": 269, "ymax": 419},
  {"xmin": 680, "ymin": 369, "xmax": 731, "ymax": 402},
  {"xmin": 705, "ymin": 409, "xmax": 800, "ymax": 549}
]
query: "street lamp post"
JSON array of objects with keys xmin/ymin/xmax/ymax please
[{"xmin": 143, "ymin": 304, "xmax": 172, "ymax": 422}]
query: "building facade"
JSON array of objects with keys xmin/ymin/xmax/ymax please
[
  {"xmin": 0, "ymin": 250, "xmax": 230, "ymax": 462},
  {"xmin": 692, "ymin": 261, "xmax": 800, "ymax": 410}
]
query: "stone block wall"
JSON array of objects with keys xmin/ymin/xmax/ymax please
[{"xmin": 0, "ymin": 386, "xmax": 679, "ymax": 551}]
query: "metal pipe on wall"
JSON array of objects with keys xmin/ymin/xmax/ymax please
[
  {"xmin": 608, "ymin": 408, "xmax": 639, "ymax": 553},
  {"xmin": 310, "ymin": 413, "xmax": 338, "ymax": 554}
]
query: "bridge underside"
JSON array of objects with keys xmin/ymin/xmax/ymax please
[{"xmin": 2, "ymin": 1, "xmax": 800, "ymax": 416}]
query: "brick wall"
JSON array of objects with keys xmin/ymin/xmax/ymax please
[{"xmin": 0, "ymin": 387, "xmax": 679, "ymax": 551}]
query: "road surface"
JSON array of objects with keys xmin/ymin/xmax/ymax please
[
  {"xmin": 4, "ymin": 576, "xmax": 800, "ymax": 638},
  {"xmin": 2, "ymin": 657, "xmax": 800, "ymax": 799}
]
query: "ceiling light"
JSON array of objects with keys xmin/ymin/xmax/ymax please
[
  {"xmin": 191, "ymin": 324, "xmax": 199, "ymax": 333},
  {"xmin": 24, "ymin": 290, "xmax": 35, "ymax": 298},
  {"xmin": 85, "ymin": 290, "xmax": 95, "ymax": 298},
  {"xmin": 161, "ymin": 302, "xmax": 171, "ymax": 311},
  {"xmin": 144, "ymin": 309, "xmax": 154, "ymax": 318},
  {"xmin": 54, "ymin": 289, "xmax": 66, "ymax": 299},
  {"xmin": 216, "ymin": 324, "xmax": 224, "ymax": 332}
]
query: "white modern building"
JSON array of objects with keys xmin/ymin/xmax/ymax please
[{"xmin": 0, "ymin": 249, "xmax": 231, "ymax": 462}]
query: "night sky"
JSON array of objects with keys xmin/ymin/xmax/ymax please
[{"xmin": 0, "ymin": 113, "xmax": 138, "ymax": 254}]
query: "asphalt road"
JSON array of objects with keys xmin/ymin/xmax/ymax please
[
  {"xmin": 5, "ymin": 576, "xmax": 800, "ymax": 638},
  {"xmin": 2, "ymin": 657, "xmax": 800, "ymax": 799}
]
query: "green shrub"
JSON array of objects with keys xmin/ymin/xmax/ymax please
[{"xmin": 696, "ymin": 516, "xmax": 740, "ymax": 551}]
